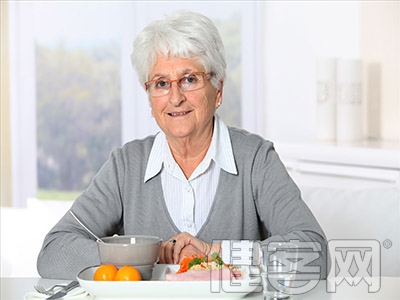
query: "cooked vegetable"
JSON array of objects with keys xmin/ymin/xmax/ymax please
[
  {"xmin": 211, "ymin": 252, "xmax": 224, "ymax": 266},
  {"xmin": 177, "ymin": 252, "xmax": 225, "ymax": 274},
  {"xmin": 188, "ymin": 256, "xmax": 208, "ymax": 269}
]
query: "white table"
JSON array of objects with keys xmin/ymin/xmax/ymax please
[{"xmin": 1, "ymin": 277, "xmax": 398, "ymax": 299}]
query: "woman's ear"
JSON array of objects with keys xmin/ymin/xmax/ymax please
[{"xmin": 216, "ymin": 81, "xmax": 223, "ymax": 108}]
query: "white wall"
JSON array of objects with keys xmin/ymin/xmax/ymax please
[
  {"xmin": 360, "ymin": 2, "xmax": 400, "ymax": 141},
  {"xmin": 262, "ymin": 2, "xmax": 360, "ymax": 142},
  {"xmin": 262, "ymin": 2, "xmax": 400, "ymax": 142}
]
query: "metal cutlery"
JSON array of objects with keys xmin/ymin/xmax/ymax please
[
  {"xmin": 45, "ymin": 280, "xmax": 79, "ymax": 299},
  {"xmin": 69, "ymin": 210, "xmax": 104, "ymax": 243},
  {"xmin": 34, "ymin": 283, "xmax": 68, "ymax": 295}
]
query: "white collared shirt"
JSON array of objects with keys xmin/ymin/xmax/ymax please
[{"xmin": 144, "ymin": 114, "xmax": 237, "ymax": 235}]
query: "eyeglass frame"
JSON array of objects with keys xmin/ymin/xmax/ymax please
[{"xmin": 144, "ymin": 72, "xmax": 214, "ymax": 97}]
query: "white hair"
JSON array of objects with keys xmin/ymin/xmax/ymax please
[{"xmin": 130, "ymin": 10, "xmax": 226, "ymax": 90}]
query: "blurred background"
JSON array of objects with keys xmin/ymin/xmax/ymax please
[{"xmin": 1, "ymin": 1, "xmax": 399, "ymax": 278}]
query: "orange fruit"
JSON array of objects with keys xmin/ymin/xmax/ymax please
[
  {"xmin": 114, "ymin": 265, "xmax": 142, "ymax": 281},
  {"xmin": 93, "ymin": 264, "xmax": 118, "ymax": 281}
]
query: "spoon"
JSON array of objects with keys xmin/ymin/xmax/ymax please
[{"xmin": 69, "ymin": 210, "xmax": 105, "ymax": 243}]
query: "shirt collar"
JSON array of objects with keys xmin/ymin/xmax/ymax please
[
  {"xmin": 213, "ymin": 114, "xmax": 237, "ymax": 175},
  {"xmin": 144, "ymin": 114, "xmax": 237, "ymax": 182}
]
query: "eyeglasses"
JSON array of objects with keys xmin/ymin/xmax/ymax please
[{"xmin": 144, "ymin": 72, "xmax": 214, "ymax": 97}]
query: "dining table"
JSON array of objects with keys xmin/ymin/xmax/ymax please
[{"xmin": 1, "ymin": 276, "xmax": 399, "ymax": 300}]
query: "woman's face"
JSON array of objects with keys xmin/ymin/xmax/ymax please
[{"xmin": 148, "ymin": 54, "xmax": 222, "ymax": 142}]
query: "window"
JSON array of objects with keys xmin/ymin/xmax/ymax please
[
  {"xmin": 35, "ymin": 2, "xmax": 122, "ymax": 198},
  {"xmin": 9, "ymin": 1, "xmax": 263, "ymax": 207}
]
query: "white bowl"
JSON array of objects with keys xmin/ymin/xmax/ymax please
[{"xmin": 98, "ymin": 235, "xmax": 161, "ymax": 268}]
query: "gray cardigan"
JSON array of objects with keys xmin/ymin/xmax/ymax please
[{"xmin": 37, "ymin": 127, "xmax": 328, "ymax": 279}]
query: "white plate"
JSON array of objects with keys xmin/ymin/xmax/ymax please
[{"xmin": 77, "ymin": 264, "xmax": 262, "ymax": 299}]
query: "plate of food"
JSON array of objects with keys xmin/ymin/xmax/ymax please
[{"xmin": 77, "ymin": 253, "xmax": 262, "ymax": 299}]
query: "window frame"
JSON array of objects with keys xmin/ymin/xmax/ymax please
[{"xmin": 9, "ymin": 1, "xmax": 37, "ymax": 207}]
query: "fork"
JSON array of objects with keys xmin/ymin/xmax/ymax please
[{"xmin": 34, "ymin": 283, "xmax": 67, "ymax": 295}]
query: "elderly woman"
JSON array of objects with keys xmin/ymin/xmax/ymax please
[{"xmin": 37, "ymin": 10, "xmax": 328, "ymax": 280}]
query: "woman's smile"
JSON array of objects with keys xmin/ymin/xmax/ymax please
[{"xmin": 167, "ymin": 110, "xmax": 192, "ymax": 117}]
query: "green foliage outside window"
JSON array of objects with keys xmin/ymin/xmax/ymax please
[{"xmin": 36, "ymin": 42, "xmax": 121, "ymax": 193}]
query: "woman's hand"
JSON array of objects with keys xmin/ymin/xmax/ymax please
[
  {"xmin": 159, "ymin": 232, "xmax": 220, "ymax": 264},
  {"xmin": 159, "ymin": 239, "xmax": 177, "ymax": 264},
  {"xmin": 178, "ymin": 244, "xmax": 204, "ymax": 261}
]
